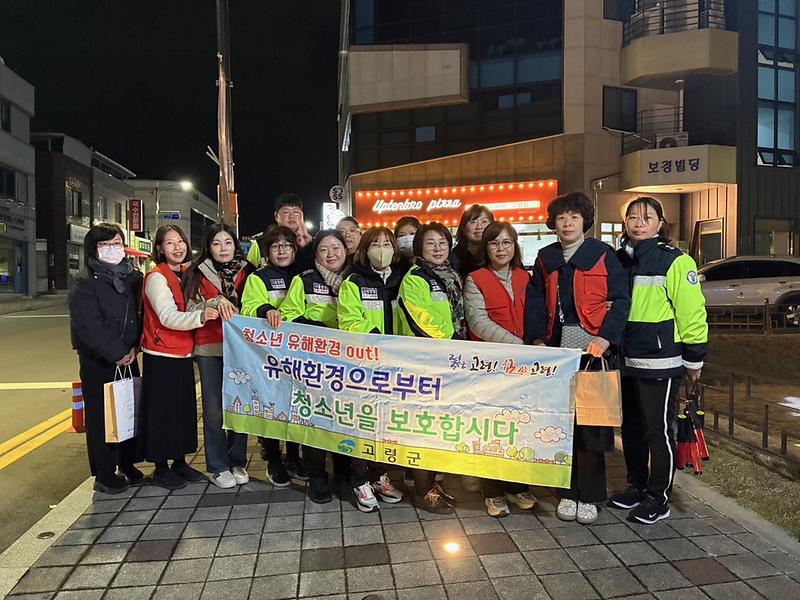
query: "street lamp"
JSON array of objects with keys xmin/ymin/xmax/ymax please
[{"xmin": 152, "ymin": 179, "xmax": 193, "ymax": 229}]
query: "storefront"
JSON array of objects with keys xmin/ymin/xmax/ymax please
[
  {"xmin": 353, "ymin": 179, "xmax": 560, "ymax": 266},
  {"xmin": 128, "ymin": 235, "xmax": 154, "ymax": 272}
]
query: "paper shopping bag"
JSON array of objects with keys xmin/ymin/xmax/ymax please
[
  {"xmin": 104, "ymin": 366, "xmax": 140, "ymax": 443},
  {"xmin": 573, "ymin": 359, "xmax": 622, "ymax": 427}
]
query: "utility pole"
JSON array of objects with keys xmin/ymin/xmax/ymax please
[{"xmin": 216, "ymin": 0, "xmax": 237, "ymax": 230}]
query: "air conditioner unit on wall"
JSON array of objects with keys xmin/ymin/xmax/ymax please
[{"xmin": 656, "ymin": 132, "xmax": 689, "ymax": 148}]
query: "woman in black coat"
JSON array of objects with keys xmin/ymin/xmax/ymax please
[{"xmin": 68, "ymin": 223, "xmax": 143, "ymax": 494}]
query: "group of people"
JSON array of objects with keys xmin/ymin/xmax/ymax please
[{"xmin": 69, "ymin": 189, "xmax": 707, "ymax": 526}]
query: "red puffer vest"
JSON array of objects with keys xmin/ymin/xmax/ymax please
[
  {"xmin": 468, "ymin": 267, "xmax": 529, "ymax": 341},
  {"xmin": 141, "ymin": 262, "xmax": 194, "ymax": 356},
  {"xmin": 541, "ymin": 254, "xmax": 609, "ymax": 343},
  {"xmin": 194, "ymin": 268, "xmax": 249, "ymax": 347}
]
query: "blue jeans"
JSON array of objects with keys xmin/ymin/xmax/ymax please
[{"xmin": 197, "ymin": 356, "xmax": 247, "ymax": 474}]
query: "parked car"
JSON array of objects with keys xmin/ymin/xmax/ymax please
[{"xmin": 699, "ymin": 256, "xmax": 800, "ymax": 326}]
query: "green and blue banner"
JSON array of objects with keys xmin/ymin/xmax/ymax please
[{"xmin": 222, "ymin": 316, "xmax": 582, "ymax": 487}]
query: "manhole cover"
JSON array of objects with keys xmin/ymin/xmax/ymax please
[{"xmin": 36, "ymin": 531, "xmax": 55, "ymax": 539}]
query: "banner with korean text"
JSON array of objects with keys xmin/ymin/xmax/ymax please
[{"xmin": 222, "ymin": 316, "xmax": 582, "ymax": 488}]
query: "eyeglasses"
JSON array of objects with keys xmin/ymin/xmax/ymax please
[
  {"xmin": 423, "ymin": 240, "xmax": 449, "ymax": 250},
  {"xmin": 98, "ymin": 241, "xmax": 124, "ymax": 249},
  {"xmin": 487, "ymin": 239, "xmax": 513, "ymax": 250},
  {"xmin": 469, "ymin": 217, "xmax": 491, "ymax": 228},
  {"xmin": 270, "ymin": 243, "xmax": 294, "ymax": 252}
]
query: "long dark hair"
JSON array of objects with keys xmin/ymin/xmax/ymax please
[
  {"xmin": 620, "ymin": 196, "xmax": 672, "ymax": 246},
  {"xmin": 478, "ymin": 221, "xmax": 524, "ymax": 270},
  {"xmin": 453, "ymin": 205, "xmax": 494, "ymax": 274},
  {"xmin": 182, "ymin": 223, "xmax": 244, "ymax": 301}
]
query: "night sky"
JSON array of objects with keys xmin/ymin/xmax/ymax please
[{"xmin": 0, "ymin": 0, "xmax": 340, "ymax": 235}]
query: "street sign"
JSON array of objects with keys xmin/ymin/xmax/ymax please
[
  {"xmin": 161, "ymin": 211, "xmax": 181, "ymax": 221},
  {"xmin": 322, "ymin": 202, "xmax": 345, "ymax": 230},
  {"xmin": 128, "ymin": 198, "xmax": 142, "ymax": 231},
  {"xmin": 329, "ymin": 185, "xmax": 344, "ymax": 203}
]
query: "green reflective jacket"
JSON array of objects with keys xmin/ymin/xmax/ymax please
[
  {"xmin": 338, "ymin": 263, "xmax": 406, "ymax": 335},
  {"xmin": 279, "ymin": 268, "xmax": 339, "ymax": 329},
  {"xmin": 240, "ymin": 265, "xmax": 293, "ymax": 318},
  {"xmin": 397, "ymin": 263, "xmax": 454, "ymax": 339}
]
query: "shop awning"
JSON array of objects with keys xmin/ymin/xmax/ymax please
[{"xmin": 125, "ymin": 247, "xmax": 150, "ymax": 258}]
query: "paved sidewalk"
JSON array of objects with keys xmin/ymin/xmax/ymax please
[
  {"xmin": 5, "ymin": 445, "xmax": 800, "ymax": 600},
  {"xmin": 0, "ymin": 294, "xmax": 67, "ymax": 316}
]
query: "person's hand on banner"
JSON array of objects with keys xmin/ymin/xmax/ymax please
[
  {"xmin": 586, "ymin": 336, "xmax": 610, "ymax": 358},
  {"xmin": 218, "ymin": 298, "xmax": 238, "ymax": 321},
  {"xmin": 266, "ymin": 309, "xmax": 282, "ymax": 329},
  {"xmin": 201, "ymin": 307, "xmax": 220, "ymax": 324}
]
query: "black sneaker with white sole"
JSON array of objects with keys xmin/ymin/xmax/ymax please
[
  {"xmin": 626, "ymin": 495, "xmax": 670, "ymax": 524},
  {"xmin": 607, "ymin": 485, "xmax": 646, "ymax": 509},
  {"xmin": 266, "ymin": 461, "xmax": 292, "ymax": 488}
]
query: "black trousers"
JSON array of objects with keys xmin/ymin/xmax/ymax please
[
  {"xmin": 350, "ymin": 459, "xmax": 385, "ymax": 487},
  {"xmin": 620, "ymin": 376, "xmax": 681, "ymax": 505},
  {"xmin": 482, "ymin": 479, "xmax": 527, "ymax": 499},
  {"xmin": 260, "ymin": 438, "xmax": 300, "ymax": 464},
  {"xmin": 560, "ymin": 448, "xmax": 607, "ymax": 503},
  {"xmin": 79, "ymin": 353, "xmax": 139, "ymax": 484},
  {"xmin": 303, "ymin": 447, "xmax": 351, "ymax": 487}
]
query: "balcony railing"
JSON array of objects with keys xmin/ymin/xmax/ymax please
[
  {"xmin": 621, "ymin": 106, "xmax": 735, "ymax": 154},
  {"xmin": 623, "ymin": 0, "xmax": 732, "ymax": 47}
]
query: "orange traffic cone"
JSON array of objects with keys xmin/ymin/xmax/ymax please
[{"xmin": 69, "ymin": 381, "xmax": 85, "ymax": 433}]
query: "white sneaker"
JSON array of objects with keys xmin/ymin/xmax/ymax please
[
  {"xmin": 462, "ymin": 475, "xmax": 482, "ymax": 493},
  {"xmin": 577, "ymin": 502, "xmax": 598, "ymax": 524},
  {"xmin": 485, "ymin": 496, "xmax": 510, "ymax": 517},
  {"xmin": 211, "ymin": 470, "xmax": 236, "ymax": 489},
  {"xmin": 232, "ymin": 466, "xmax": 249, "ymax": 485},
  {"xmin": 506, "ymin": 491, "xmax": 537, "ymax": 510},
  {"xmin": 372, "ymin": 473, "xmax": 403, "ymax": 503},
  {"xmin": 556, "ymin": 498, "xmax": 577, "ymax": 521},
  {"xmin": 354, "ymin": 482, "xmax": 379, "ymax": 512}
]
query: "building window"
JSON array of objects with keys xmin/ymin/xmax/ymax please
[
  {"xmin": 603, "ymin": 86, "xmax": 637, "ymax": 132},
  {"xmin": 0, "ymin": 99, "xmax": 10, "ymax": 133},
  {"xmin": 415, "ymin": 125, "xmax": 436, "ymax": 142},
  {"xmin": 0, "ymin": 165, "xmax": 15, "ymax": 199},
  {"xmin": 600, "ymin": 222, "xmax": 624, "ymax": 248},
  {"xmin": 115, "ymin": 202, "xmax": 123, "ymax": 224},
  {"xmin": 97, "ymin": 196, "xmax": 108, "ymax": 220},
  {"xmin": 603, "ymin": 0, "xmax": 635, "ymax": 21},
  {"xmin": 757, "ymin": 0, "xmax": 798, "ymax": 166},
  {"xmin": 71, "ymin": 189, "xmax": 82, "ymax": 217}
]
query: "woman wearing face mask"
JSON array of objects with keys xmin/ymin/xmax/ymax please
[
  {"xmin": 525, "ymin": 192, "xmax": 631, "ymax": 525},
  {"xmin": 337, "ymin": 216, "xmax": 362, "ymax": 265},
  {"xmin": 394, "ymin": 216, "xmax": 421, "ymax": 262},
  {"xmin": 452, "ymin": 205, "xmax": 495, "ymax": 278},
  {"xmin": 610, "ymin": 197, "xmax": 707, "ymax": 525},
  {"xmin": 397, "ymin": 222, "xmax": 466, "ymax": 514},
  {"xmin": 463, "ymin": 222, "xmax": 539, "ymax": 517},
  {"xmin": 241, "ymin": 225, "xmax": 309, "ymax": 486},
  {"xmin": 183, "ymin": 224, "xmax": 254, "ymax": 489},
  {"xmin": 338, "ymin": 227, "xmax": 407, "ymax": 512},
  {"xmin": 139, "ymin": 225, "xmax": 220, "ymax": 490},
  {"xmin": 68, "ymin": 224, "xmax": 144, "ymax": 494},
  {"xmin": 280, "ymin": 230, "xmax": 349, "ymax": 503}
]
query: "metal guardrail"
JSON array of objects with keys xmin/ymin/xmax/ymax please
[
  {"xmin": 621, "ymin": 106, "xmax": 734, "ymax": 154},
  {"xmin": 706, "ymin": 299, "xmax": 800, "ymax": 334},
  {"xmin": 623, "ymin": 0, "xmax": 729, "ymax": 47},
  {"xmin": 697, "ymin": 362, "xmax": 800, "ymax": 466}
]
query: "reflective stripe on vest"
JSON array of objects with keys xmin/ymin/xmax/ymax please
[
  {"xmin": 624, "ymin": 356, "xmax": 683, "ymax": 370},
  {"xmin": 634, "ymin": 275, "xmax": 667, "ymax": 287},
  {"xmin": 305, "ymin": 293, "xmax": 336, "ymax": 305}
]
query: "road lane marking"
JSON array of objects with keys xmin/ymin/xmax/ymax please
[
  {"xmin": 0, "ymin": 408, "xmax": 73, "ymax": 457},
  {"xmin": 0, "ymin": 382, "xmax": 75, "ymax": 390},
  {"xmin": 0, "ymin": 418, "xmax": 72, "ymax": 470}
]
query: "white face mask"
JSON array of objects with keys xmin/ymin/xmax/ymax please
[
  {"xmin": 397, "ymin": 235, "xmax": 414, "ymax": 257},
  {"xmin": 367, "ymin": 246, "xmax": 394, "ymax": 270},
  {"xmin": 97, "ymin": 246, "xmax": 126, "ymax": 265}
]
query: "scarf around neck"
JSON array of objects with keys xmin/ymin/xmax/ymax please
[
  {"xmin": 88, "ymin": 257, "xmax": 133, "ymax": 294},
  {"xmin": 421, "ymin": 259, "xmax": 466, "ymax": 339},
  {"xmin": 315, "ymin": 260, "xmax": 344, "ymax": 294},
  {"xmin": 208, "ymin": 257, "xmax": 246, "ymax": 304}
]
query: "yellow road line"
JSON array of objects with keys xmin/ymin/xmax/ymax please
[
  {"xmin": 0, "ymin": 418, "xmax": 72, "ymax": 471},
  {"xmin": 0, "ymin": 408, "xmax": 73, "ymax": 457},
  {"xmin": 0, "ymin": 382, "xmax": 74, "ymax": 391}
]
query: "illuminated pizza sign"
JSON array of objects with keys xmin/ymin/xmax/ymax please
[{"xmin": 354, "ymin": 179, "xmax": 559, "ymax": 227}]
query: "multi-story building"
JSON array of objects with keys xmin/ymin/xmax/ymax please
[
  {"xmin": 0, "ymin": 58, "xmax": 36, "ymax": 295},
  {"xmin": 338, "ymin": 0, "xmax": 800, "ymax": 266},
  {"xmin": 127, "ymin": 179, "xmax": 218, "ymax": 253}
]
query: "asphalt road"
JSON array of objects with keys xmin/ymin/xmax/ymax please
[{"xmin": 0, "ymin": 303, "xmax": 91, "ymax": 553}]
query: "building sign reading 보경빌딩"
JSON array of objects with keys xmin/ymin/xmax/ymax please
[
  {"xmin": 354, "ymin": 180, "xmax": 559, "ymax": 227},
  {"xmin": 636, "ymin": 146, "xmax": 709, "ymax": 187}
]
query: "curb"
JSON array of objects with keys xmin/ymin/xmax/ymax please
[
  {"xmin": 0, "ymin": 297, "xmax": 67, "ymax": 316},
  {"xmin": 0, "ymin": 477, "xmax": 94, "ymax": 598}
]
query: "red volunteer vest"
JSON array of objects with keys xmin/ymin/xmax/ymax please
[
  {"xmin": 194, "ymin": 268, "xmax": 249, "ymax": 347},
  {"xmin": 541, "ymin": 255, "xmax": 609, "ymax": 343},
  {"xmin": 141, "ymin": 262, "xmax": 194, "ymax": 355},
  {"xmin": 469, "ymin": 267, "xmax": 529, "ymax": 341}
]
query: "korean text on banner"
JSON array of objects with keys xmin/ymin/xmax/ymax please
[{"xmin": 222, "ymin": 317, "xmax": 582, "ymax": 488}]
